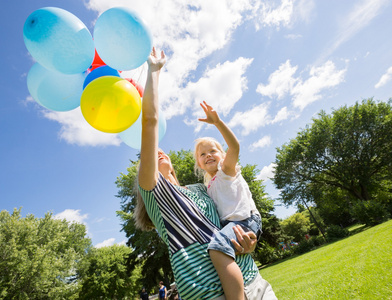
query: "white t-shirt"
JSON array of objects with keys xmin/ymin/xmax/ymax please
[{"xmin": 207, "ymin": 162, "xmax": 258, "ymax": 222}]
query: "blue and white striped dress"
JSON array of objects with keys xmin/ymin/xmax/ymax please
[{"xmin": 139, "ymin": 173, "xmax": 259, "ymax": 300}]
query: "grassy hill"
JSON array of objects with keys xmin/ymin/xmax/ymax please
[{"xmin": 259, "ymin": 220, "xmax": 392, "ymax": 299}]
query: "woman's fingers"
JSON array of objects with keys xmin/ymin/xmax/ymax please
[{"xmin": 232, "ymin": 225, "xmax": 257, "ymax": 254}]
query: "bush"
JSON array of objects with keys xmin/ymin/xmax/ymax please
[
  {"xmin": 351, "ymin": 201, "xmax": 390, "ymax": 226},
  {"xmin": 255, "ymin": 242, "xmax": 277, "ymax": 265},
  {"xmin": 294, "ymin": 239, "xmax": 314, "ymax": 254},
  {"xmin": 326, "ymin": 225, "xmax": 349, "ymax": 241},
  {"xmin": 310, "ymin": 235, "xmax": 326, "ymax": 247}
]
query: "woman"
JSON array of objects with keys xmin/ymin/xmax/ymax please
[
  {"xmin": 136, "ymin": 47, "xmax": 276, "ymax": 300},
  {"xmin": 158, "ymin": 281, "xmax": 167, "ymax": 300}
]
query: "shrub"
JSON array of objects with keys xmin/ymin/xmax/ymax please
[
  {"xmin": 310, "ymin": 235, "xmax": 326, "ymax": 247},
  {"xmin": 351, "ymin": 201, "xmax": 390, "ymax": 226},
  {"xmin": 326, "ymin": 225, "xmax": 349, "ymax": 241},
  {"xmin": 255, "ymin": 242, "xmax": 277, "ymax": 265},
  {"xmin": 294, "ymin": 239, "xmax": 314, "ymax": 254}
]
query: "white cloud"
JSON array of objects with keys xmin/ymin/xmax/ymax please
[
  {"xmin": 321, "ymin": 0, "xmax": 390, "ymax": 60},
  {"xmin": 228, "ymin": 102, "xmax": 271, "ymax": 136},
  {"xmin": 257, "ymin": 60, "xmax": 298, "ymax": 99},
  {"xmin": 95, "ymin": 238, "xmax": 127, "ymax": 248},
  {"xmin": 83, "ymin": 0, "xmax": 300, "ymax": 119},
  {"xmin": 257, "ymin": 60, "xmax": 346, "ymax": 110},
  {"xmin": 249, "ymin": 135, "xmax": 272, "ymax": 151},
  {"xmin": 250, "ymin": 0, "xmax": 314, "ymax": 30},
  {"xmin": 256, "ymin": 163, "xmax": 276, "ymax": 182},
  {"xmin": 95, "ymin": 238, "xmax": 116, "ymax": 248},
  {"xmin": 54, "ymin": 209, "xmax": 89, "ymax": 232},
  {"xmin": 272, "ymin": 106, "xmax": 292, "ymax": 123},
  {"xmin": 375, "ymin": 66, "xmax": 392, "ymax": 88},
  {"xmin": 227, "ymin": 103, "xmax": 294, "ymax": 136},
  {"xmin": 291, "ymin": 61, "xmax": 346, "ymax": 110},
  {"xmin": 284, "ymin": 33, "xmax": 302, "ymax": 39},
  {"xmin": 42, "ymin": 108, "xmax": 122, "ymax": 147},
  {"xmin": 182, "ymin": 57, "xmax": 253, "ymax": 131},
  {"xmin": 251, "ymin": 0, "xmax": 294, "ymax": 30}
]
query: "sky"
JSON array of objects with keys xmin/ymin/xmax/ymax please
[{"xmin": 1, "ymin": 0, "xmax": 392, "ymax": 248}]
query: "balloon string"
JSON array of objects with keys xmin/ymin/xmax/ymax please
[{"xmin": 136, "ymin": 64, "xmax": 146, "ymax": 84}]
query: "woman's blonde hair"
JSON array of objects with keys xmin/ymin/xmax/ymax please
[
  {"xmin": 134, "ymin": 151, "xmax": 180, "ymax": 231},
  {"xmin": 193, "ymin": 137, "xmax": 226, "ymax": 186}
]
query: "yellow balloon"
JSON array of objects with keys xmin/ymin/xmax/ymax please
[{"xmin": 81, "ymin": 76, "xmax": 142, "ymax": 133}]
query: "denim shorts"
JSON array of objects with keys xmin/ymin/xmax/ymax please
[{"xmin": 207, "ymin": 214, "xmax": 262, "ymax": 259}]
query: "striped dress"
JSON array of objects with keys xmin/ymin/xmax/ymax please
[{"xmin": 139, "ymin": 173, "xmax": 259, "ymax": 300}]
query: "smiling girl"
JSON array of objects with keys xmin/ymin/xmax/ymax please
[{"xmin": 194, "ymin": 101, "xmax": 263, "ymax": 300}]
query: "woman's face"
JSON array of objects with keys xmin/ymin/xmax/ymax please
[{"xmin": 158, "ymin": 150, "xmax": 172, "ymax": 173}]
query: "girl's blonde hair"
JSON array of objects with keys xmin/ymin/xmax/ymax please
[
  {"xmin": 193, "ymin": 137, "xmax": 226, "ymax": 186},
  {"xmin": 134, "ymin": 151, "xmax": 180, "ymax": 231}
]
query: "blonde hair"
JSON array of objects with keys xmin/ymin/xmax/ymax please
[
  {"xmin": 134, "ymin": 151, "xmax": 180, "ymax": 231},
  {"xmin": 193, "ymin": 137, "xmax": 226, "ymax": 186}
]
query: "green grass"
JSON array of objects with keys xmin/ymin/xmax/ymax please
[{"xmin": 259, "ymin": 220, "xmax": 392, "ymax": 300}]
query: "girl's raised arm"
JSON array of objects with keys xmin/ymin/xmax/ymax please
[{"xmin": 199, "ymin": 101, "xmax": 239, "ymax": 177}]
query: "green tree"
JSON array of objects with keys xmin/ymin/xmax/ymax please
[
  {"xmin": 280, "ymin": 213, "xmax": 310, "ymax": 242},
  {"xmin": 273, "ymin": 99, "xmax": 392, "ymax": 224},
  {"xmin": 0, "ymin": 208, "xmax": 91, "ymax": 300},
  {"xmin": 78, "ymin": 245, "xmax": 134, "ymax": 299}
]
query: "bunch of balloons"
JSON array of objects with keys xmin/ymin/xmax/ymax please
[{"xmin": 23, "ymin": 6, "xmax": 166, "ymax": 149}]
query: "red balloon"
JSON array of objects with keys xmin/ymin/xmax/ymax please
[
  {"xmin": 88, "ymin": 49, "xmax": 106, "ymax": 72},
  {"xmin": 125, "ymin": 78, "xmax": 144, "ymax": 97}
]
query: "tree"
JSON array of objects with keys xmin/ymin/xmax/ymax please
[
  {"xmin": 280, "ymin": 213, "xmax": 310, "ymax": 242},
  {"xmin": 78, "ymin": 245, "xmax": 135, "ymax": 299},
  {"xmin": 116, "ymin": 149, "xmax": 275, "ymax": 282},
  {"xmin": 0, "ymin": 208, "xmax": 91, "ymax": 299},
  {"xmin": 273, "ymin": 99, "xmax": 392, "ymax": 224}
]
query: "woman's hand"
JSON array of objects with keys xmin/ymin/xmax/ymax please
[
  {"xmin": 148, "ymin": 47, "xmax": 166, "ymax": 72},
  {"xmin": 198, "ymin": 101, "xmax": 220, "ymax": 125},
  {"xmin": 231, "ymin": 225, "xmax": 257, "ymax": 255}
]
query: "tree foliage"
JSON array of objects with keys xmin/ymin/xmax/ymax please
[
  {"xmin": 280, "ymin": 213, "xmax": 310, "ymax": 242},
  {"xmin": 116, "ymin": 149, "xmax": 276, "ymax": 285},
  {"xmin": 78, "ymin": 245, "xmax": 134, "ymax": 299},
  {"xmin": 273, "ymin": 99, "xmax": 392, "ymax": 225},
  {"xmin": 0, "ymin": 208, "xmax": 91, "ymax": 300}
]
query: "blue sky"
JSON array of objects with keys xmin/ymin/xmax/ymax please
[{"xmin": 1, "ymin": 0, "xmax": 392, "ymax": 247}]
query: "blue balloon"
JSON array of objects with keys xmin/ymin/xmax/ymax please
[
  {"xmin": 119, "ymin": 109, "xmax": 167, "ymax": 149},
  {"xmin": 94, "ymin": 7, "xmax": 152, "ymax": 70},
  {"xmin": 27, "ymin": 62, "xmax": 86, "ymax": 111},
  {"xmin": 23, "ymin": 7, "xmax": 94, "ymax": 74},
  {"xmin": 83, "ymin": 65, "xmax": 120, "ymax": 89}
]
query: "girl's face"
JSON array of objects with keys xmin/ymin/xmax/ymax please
[{"xmin": 196, "ymin": 142, "xmax": 224, "ymax": 175}]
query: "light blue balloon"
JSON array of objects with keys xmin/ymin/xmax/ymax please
[
  {"xmin": 94, "ymin": 7, "xmax": 152, "ymax": 70},
  {"xmin": 27, "ymin": 62, "xmax": 86, "ymax": 111},
  {"xmin": 23, "ymin": 7, "xmax": 94, "ymax": 74},
  {"xmin": 119, "ymin": 109, "xmax": 167, "ymax": 149}
]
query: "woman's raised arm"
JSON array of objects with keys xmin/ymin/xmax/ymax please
[{"xmin": 138, "ymin": 47, "xmax": 166, "ymax": 190}]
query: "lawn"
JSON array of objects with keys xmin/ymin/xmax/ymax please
[{"xmin": 259, "ymin": 219, "xmax": 392, "ymax": 299}]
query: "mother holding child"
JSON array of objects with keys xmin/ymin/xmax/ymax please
[{"xmin": 135, "ymin": 47, "xmax": 277, "ymax": 300}]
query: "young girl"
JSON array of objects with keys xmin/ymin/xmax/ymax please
[{"xmin": 194, "ymin": 101, "xmax": 262, "ymax": 300}]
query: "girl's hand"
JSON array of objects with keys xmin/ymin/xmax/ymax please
[
  {"xmin": 148, "ymin": 47, "xmax": 166, "ymax": 72},
  {"xmin": 198, "ymin": 101, "xmax": 220, "ymax": 125},
  {"xmin": 231, "ymin": 225, "xmax": 257, "ymax": 255}
]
